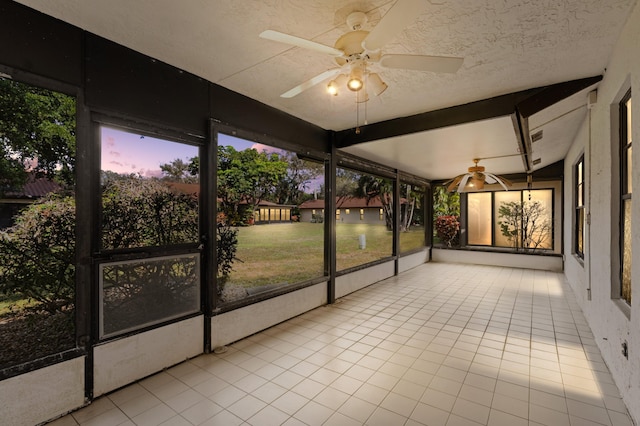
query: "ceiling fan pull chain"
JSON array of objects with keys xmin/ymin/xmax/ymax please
[{"xmin": 355, "ymin": 91, "xmax": 361, "ymax": 134}]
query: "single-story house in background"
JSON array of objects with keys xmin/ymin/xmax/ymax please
[
  {"xmin": 0, "ymin": 175, "xmax": 60, "ymax": 228},
  {"xmin": 252, "ymin": 200, "xmax": 295, "ymax": 224},
  {"xmin": 299, "ymin": 196, "xmax": 388, "ymax": 225},
  {"xmin": 168, "ymin": 182, "xmax": 293, "ymax": 224}
]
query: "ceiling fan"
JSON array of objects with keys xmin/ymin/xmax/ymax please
[
  {"xmin": 259, "ymin": 0, "xmax": 464, "ymax": 100},
  {"xmin": 446, "ymin": 159, "xmax": 512, "ymax": 193}
]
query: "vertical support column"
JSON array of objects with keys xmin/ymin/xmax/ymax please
[
  {"xmin": 203, "ymin": 119, "xmax": 217, "ymax": 354},
  {"xmin": 76, "ymin": 93, "xmax": 94, "ymax": 400},
  {"xmin": 425, "ymin": 184, "xmax": 433, "ymax": 260},
  {"xmin": 393, "ymin": 172, "xmax": 400, "ymax": 275},
  {"xmin": 459, "ymin": 192, "xmax": 468, "ymax": 247},
  {"xmin": 325, "ymin": 143, "xmax": 337, "ymax": 304}
]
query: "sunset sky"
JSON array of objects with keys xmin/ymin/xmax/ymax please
[{"xmin": 100, "ymin": 126, "xmax": 281, "ymax": 177}]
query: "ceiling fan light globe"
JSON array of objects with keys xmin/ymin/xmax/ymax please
[
  {"xmin": 368, "ymin": 73, "xmax": 388, "ymax": 96},
  {"xmin": 327, "ymin": 80, "xmax": 339, "ymax": 96},
  {"xmin": 348, "ymin": 77, "xmax": 363, "ymax": 91},
  {"xmin": 347, "ymin": 66, "xmax": 364, "ymax": 91}
]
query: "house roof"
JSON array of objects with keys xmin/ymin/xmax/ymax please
[
  {"xmin": 300, "ymin": 196, "xmax": 388, "ymax": 209},
  {"xmin": 3, "ymin": 175, "xmax": 61, "ymax": 199}
]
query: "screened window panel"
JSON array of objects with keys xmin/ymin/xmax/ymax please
[
  {"xmin": 100, "ymin": 254, "xmax": 200, "ymax": 338},
  {"xmin": 100, "ymin": 126, "xmax": 199, "ymax": 250},
  {"xmin": 467, "ymin": 192, "xmax": 492, "ymax": 245},
  {"xmin": 0, "ymin": 78, "xmax": 77, "ymax": 369},
  {"xmin": 216, "ymin": 133, "xmax": 325, "ymax": 303},
  {"xmin": 399, "ymin": 183, "xmax": 425, "ymax": 253},
  {"xmin": 335, "ymin": 168, "xmax": 393, "ymax": 271}
]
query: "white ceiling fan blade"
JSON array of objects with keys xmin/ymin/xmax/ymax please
[
  {"xmin": 457, "ymin": 174, "xmax": 472, "ymax": 193},
  {"xmin": 484, "ymin": 173, "xmax": 512, "ymax": 191},
  {"xmin": 281, "ymin": 68, "xmax": 342, "ymax": 98},
  {"xmin": 380, "ymin": 54, "xmax": 464, "ymax": 73},
  {"xmin": 362, "ymin": 0, "xmax": 429, "ymax": 51},
  {"xmin": 259, "ymin": 30, "xmax": 343, "ymax": 56}
]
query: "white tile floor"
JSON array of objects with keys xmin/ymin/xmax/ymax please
[{"xmin": 49, "ymin": 263, "xmax": 634, "ymax": 426}]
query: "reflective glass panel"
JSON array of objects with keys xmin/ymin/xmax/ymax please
[{"xmin": 467, "ymin": 192, "xmax": 492, "ymax": 245}]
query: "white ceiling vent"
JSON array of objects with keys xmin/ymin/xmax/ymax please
[{"xmin": 531, "ymin": 130, "xmax": 543, "ymax": 143}]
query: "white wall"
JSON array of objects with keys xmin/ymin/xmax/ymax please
[
  {"xmin": 398, "ymin": 248, "xmax": 430, "ymax": 273},
  {"xmin": 0, "ymin": 357, "xmax": 85, "ymax": 426},
  {"xmin": 432, "ymin": 248, "xmax": 563, "ymax": 271},
  {"xmin": 93, "ymin": 315, "xmax": 204, "ymax": 396},
  {"xmin": 211, "ymin": 282, "xmax": 328, "ymax": 348},
  {"xmin": 335, "ymin": 260, "xmax": 395, "ymax": 299},
  {"xmin": 563, "ymin": 2, "xmax": 640, "ymax": 423}
]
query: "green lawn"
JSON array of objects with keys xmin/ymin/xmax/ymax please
[
  {"xmin": 0, "ymin": 293, "xmax": 39, "ymax": 316},
  {"xmin": 227, "ymin": 222, "xmax": 425, "ymax": 288}
]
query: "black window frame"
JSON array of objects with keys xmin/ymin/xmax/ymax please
[
  {"xmin": 93, "ymin": 117, "xmax": 206, "ymax": 342},
  {"xmin": 575, "ymin": 156, "xmax": 585, "ymax": 260},
  {"xmin": 620, "ymin": 89, "xmax": 632, "ymax": 305},
  {"xmin": 465, "ymin": 188, "xmax": 555, "ymax": 251}
]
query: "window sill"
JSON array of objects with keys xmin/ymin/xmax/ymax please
[
  {"xmin": 612, "ymin": 297, "xmax": 631, "ymax": 320},
  {"xmin": 434, "ymin": 244, "xmax": 561, "ymax": 257}
]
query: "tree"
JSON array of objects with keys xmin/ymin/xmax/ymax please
[
  {"xmin": 400, "ymin": 183, "xmax": 423, "ymax": 232},
  {"xmin": 159, "ymin": 157, "xmax": 198, "ymax": 183},
  {"xmin": 217, "ymin": 146, "xmax": 288, "ymax": 225},
  {"xmin": 272, "ymin": 152, "xmax": 322, "ymax": 206},
  {"xmin": 0, "ymin": 78, "xmax": 76, "ymax": 196},
  {"xmin": 498, "ymin": 200, "xmax": 551, "ymax": 252},
  {"xmin": 433, "ymin": 185, "xmax": 460, "ymax": 217},
  {"xmin": 352, "ymin": 174, "xmax": 394, "ymax": 230}
]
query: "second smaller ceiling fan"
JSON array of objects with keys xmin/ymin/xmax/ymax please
[{"xmin": 446, "ymin": 159, "xmax": 512, "ymax": 193}]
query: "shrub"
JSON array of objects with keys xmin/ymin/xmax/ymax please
[
  {"xmin": 0, "ymin": 194, "xmax": 75, "ymax": 313},
  {"xmin": 435, "ymin": 215, "xmax": 460, "ymax": 247}
]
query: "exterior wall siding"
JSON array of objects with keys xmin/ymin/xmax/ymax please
[{"xmin": 563, "ymin": 2, "xmax": 640, "ymax": 422}]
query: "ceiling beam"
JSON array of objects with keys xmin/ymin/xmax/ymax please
[
  {"xmin": 514, "ymin": 75, "xmax": 602, "ymax": 118},
  {"xmin": 512, "ymin": 75, "xmax": 602, "ymax": 173},
  {"xmin": 334, "ymin": 76, "xmax": 603, "ymax": 149}
]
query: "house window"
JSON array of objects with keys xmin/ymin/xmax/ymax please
[
  {"xmin": 336, "ymin": 209, "xmax": 341, "ymax": 220},
  {"xmin": 360, "ymin": 209, "xmax": 364, "ymax": 220},
  {"xmin": 379, "ymin": 208, "xmax": 384, "ymax": 221},
  {"xmin": 466, "ymin": 189, "xmax": 554, "ymax": 251},
  {"xmin": 467, "ymin": 192, "xmax": 492, "ymax": 245},
  {"xmin": 345, "ymin": 209, "xmax": 350, "ymax": 215},
  {"xmin": 620, "ymin": 90, "xmax": 632, "ymax": 305},
  {"xmin": 575, "ymin": 156, "xmax": 585, "ymax": 259}
]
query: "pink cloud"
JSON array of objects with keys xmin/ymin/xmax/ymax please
[{"xmin": 251, "ymin": 143, "xmax": 285, "ymax": 155}]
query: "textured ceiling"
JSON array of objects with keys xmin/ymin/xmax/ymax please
[{"xmin": 14, "ymin": 0, "xmax": 637, "ymax": 179}]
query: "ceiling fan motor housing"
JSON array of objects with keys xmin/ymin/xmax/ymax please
[{"xmin": 346, "ymin": 11, "xmax": 368, "ymax": 31}]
